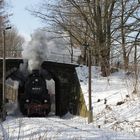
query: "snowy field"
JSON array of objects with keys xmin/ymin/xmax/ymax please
[
  {"xmin": 76, "ymin": 66, "xmax": 140, "ymax": 138},
  {"xmin": 0, "ymin": 114, "xmax": 139, "ymax": 140},
  {"xmin": 0, "ymin": 66, "xmax": 140, "ymax": 139}
]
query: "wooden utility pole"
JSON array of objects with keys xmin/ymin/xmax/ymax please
[
  {"xmin": 2, "ymin": 27, "xmax": 11, "ymax": 121},
  {"xmin": 83, "ymin": 43, "xmax": 93, "ymax": 123},
  {"xmin": 88, "ymin": 47, "xmax": 93, "ymax": 123},
  {"xmin": 2, "ymin": 29, "xmax": 6, "ymax": 121}
]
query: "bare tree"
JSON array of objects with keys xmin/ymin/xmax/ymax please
[
  {"xmin": 0, "ymin": 0, "xmax": 5, "ymax": 48},
  {"xmin": 0, "ymin": 0, "xmax": 11, "ymax": 56},
  {"xmin": 116, "ymin": 0, "xmax": 140, "ymax": 71},
  {"xmin": 0, "ymin": 0, "xmax": 5, "ymax": 30},
  {"xmin": 30, "ymin": 0, "xmax": 117, "ymax": 76},
  {"xmin": 5, "ymin": 27, "xmax": 25, "ymax": 57},
  {"xmin": 30, "ymin": 0, "xmax": 140, "ymax": 77}
]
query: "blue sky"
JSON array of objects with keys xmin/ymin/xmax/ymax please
[{"xmin": 7, "ymin": 0, "xmax": 42, "ymax": 41}]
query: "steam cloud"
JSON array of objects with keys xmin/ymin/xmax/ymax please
[{"xmin": 22, "ymin": 30, "xmax": 55, "ymax": 72}]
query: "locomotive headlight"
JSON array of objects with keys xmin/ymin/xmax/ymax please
[
  {"xmin": 44, "ymin": 100, "xmax": 48, "ymax": 103},
  {"xmin": 26, "ymin": 99, "xmax": 29, "ymax": 103}
]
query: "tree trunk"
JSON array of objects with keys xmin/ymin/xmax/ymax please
[{"xmin": 100, "ymin": 47, "xmax": 110, "ymax": 77}]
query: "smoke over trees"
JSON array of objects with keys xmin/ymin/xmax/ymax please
[{"xmin": 22, "ymin": 30, "xmax": 50, "ymax": 72}]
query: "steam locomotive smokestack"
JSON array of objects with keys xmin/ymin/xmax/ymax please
[{"xmin": 22, "ymin": 30, "xmax": 51, "ymax": 72}]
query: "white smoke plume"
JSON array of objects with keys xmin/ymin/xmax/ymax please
[{"xmin": 22, "ymin": 30, "xmax": 55, "ymax": 72}]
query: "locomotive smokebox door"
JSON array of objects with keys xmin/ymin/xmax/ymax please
[{"xmin": 32, "ymin": 69, "xmax": 39, "ymax": 74}]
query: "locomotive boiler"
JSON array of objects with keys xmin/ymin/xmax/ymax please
[{"xmin": 19, "ymin": 69, "xmax": 51, "ymax": 116}]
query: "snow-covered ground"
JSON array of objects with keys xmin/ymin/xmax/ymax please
[
  {"xmin": 0, "ymin": 114, "xmax": 139, "ymax": 140},
  {"xmin": 0, "ymin": 66, "xmax": 140, "ymax": 140},
  {"xmin": 76, "ymin": 66, "xmax": 140, "ymax": 137}
]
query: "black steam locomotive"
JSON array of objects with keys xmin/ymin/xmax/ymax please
[{"xmin": 18, "ymin": 69, "xmax": 51, "ymax": 116}]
